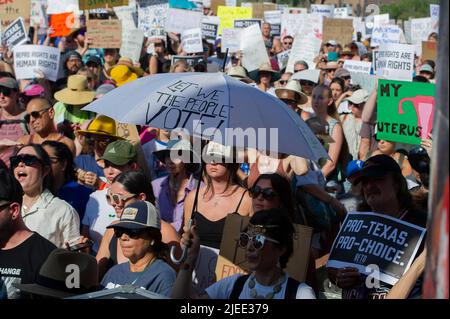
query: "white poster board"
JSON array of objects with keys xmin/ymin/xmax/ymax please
[
  {"xmin": 120, "ymin": 28, "xmax": 145, "ymax": 63},
  {"xmin": 31, "ymin": 0, "xmax": 48, "ymax": 28},
  {"xmin": 430, "ymin": 4, "xmax": 439, "ymax": 32},
  {"xmin": 221, "ymin": 28, "xmax": 241, "ymax": 53},
  {"xmin": 310, "ymin": 4, "xmax": 334, "ymax": 18},
  {"xmin": 280, "ymin": 7, "xmax": 307, "ymax": 39},
  {"xmin": 370, "ymin": 25, "xmax": 402, "ymax": 47},
  {"xmin": 239, "ymin": 24, "xmax": 269, "ymax": 72},
  {"xmin": 410, "ymin": 17, "xmax": 432, "ymax": 45},
  {"xmin": 376, "ymin": 43, "xmax": 415, "ymax": 82},
  {"xmin": 138, "ymin": 0, "xmax": 168, "ymax": 39},
  {"xmin": 343, "ymin": 60, "xmax": 372, "ymax": 74},
  {"xmin": 181, "ymin": 28, "xmax": 204, "ymax": 54},
  {"xmin": 13, "ymin": 45, "xmax": 60, "ymax": 81},
  {"xmin": 46, "ymin": 0, "xmax": 80, "ymax": 14},
  {"xmin": 114, "ymin": 0, "xmax": 138, "ymax": 29},
  {"xmin": 165, "ymin": 8, "xmax": 203, "ymax": 34}
]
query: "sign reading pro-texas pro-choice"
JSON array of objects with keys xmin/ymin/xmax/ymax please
[{"xmin": 327, "ymin": 212, "xmax": 426, "ymax": 286}]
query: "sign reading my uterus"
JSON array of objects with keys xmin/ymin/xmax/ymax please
[{"xmin": 377, "ymin": 80, "xmax": 436, "ymax": 145}]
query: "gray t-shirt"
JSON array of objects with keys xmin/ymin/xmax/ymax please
[{"xmin": 101, "ymin": 259, "xmax": 176, "ymax": 297}]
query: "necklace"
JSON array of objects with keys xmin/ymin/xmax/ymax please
[
  {"xmin": 131, "ymin": 256, "xmax": 156, "ymax": 286},
  {"xmin": 248, "ymin": 272, "xmax": 286, "ymax": 299}
]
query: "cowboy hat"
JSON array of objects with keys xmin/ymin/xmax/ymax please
[
  {"xmin": 13, "ymin": 249, "xmax": 99, "ymax": 299},
  {"xmin": 54, "ymin": 75, "xmax": 96, "ymax": 105},
  {"xmin": 154, "ymin": 139, "xmax": 200, "ymax": 164},
  {"xmin": 248, "ymin": 62, "xmax": 281, "ymax": 83},
  {"xmin": 226, "ymin": 66, "xmax": 254, "ymax": 84},
  {"xmin": 275, "ymin": 80, "xmax": 308, "ymax": 106},
  {"xmin": 77, "ymin": 115, "xmax": 124, "ymax": 139},
  {"xmin": 110, "ymin": 65, "xmax": 138, "ymax": 87}
]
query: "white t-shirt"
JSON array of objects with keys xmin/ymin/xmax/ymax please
[
  {"xmin": 82, "ymin": 188, "xmax": 118, "ymax": 253},
  {"xmin": 205, "ymin": 273, "xmax": 316, "ymax": 299}
]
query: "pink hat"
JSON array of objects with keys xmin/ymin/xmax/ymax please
[{"xmin": 24, "ymin": 84, "xmax": 46, "ymax": 97}]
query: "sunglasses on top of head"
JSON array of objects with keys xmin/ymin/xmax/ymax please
[
  {"xmin": 10, "ymin": 154, "xmax": 43, "ymax": 169},
  {"xmin": 238, "ymin": 232, "xmax": 280, "ymax": 250},
  {"xmin": 248, "ymin": 185, "xmax": 278, "ymax": 200}
]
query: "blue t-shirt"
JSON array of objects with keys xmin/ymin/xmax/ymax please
[
  {"xmin": 74, "ymin": 154, "xmax": 105, "ymax": 177},
  {"xmin": 58, "ymin": 181, "xmax": 94, "ymax": 228},
  {"xmin": 101, "ymin": 259, "xmax": 176, "ymax": 297}
]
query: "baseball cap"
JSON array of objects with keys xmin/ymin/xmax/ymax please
[
  {"xmin": 65, "ymin": 50, "xmax": 82, "ymax": 62},
  {"xmin": 0, "ymin": 77, "xmax": 19, "ymax": 90},
  {"xmin": 23, "ymin": 84, "xmax": 46, "ymax": 97},
  {"xmin": 334, "ymin": 68, "xmax": 351, "ymax": 79},
  {"xmin": 86, "ymin": 55, "xmax": 102, "ymax": 67},
  {"xmin": 345, "ymin": 89, "xmax": 369, "ymax": 105},
  {"xmin": 419, "ymin": 64, "xmax": 434, "ymax": 74},
  {"xmin": 107, "ymin": 200, "xmax": 161, "ymax": 230},
  {"xmin": 101, "ymin": 140, "xmax": 137, "ymax": 166},
  {"xmin": 352, "ymin": 154, "xmax": 402, "ymax": 184},
  {"xmin": 346, "ymin": 160, "xmax": 364, "ymax": 179},
  {"xmin": 326, "ymin": 40, "xmax": 337, "ymax": 46}
]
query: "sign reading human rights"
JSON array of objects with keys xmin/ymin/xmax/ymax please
[
  {"xmin": 327, "ymin": 212, "xmax": 426, "ymax": 285},
  {"xmin": 377, "ymin": 80, "xmax": 436, "ymax": 145},
  {"xmin": 13, "ymin": 45, "xmax": 61, "ymax": 81}
]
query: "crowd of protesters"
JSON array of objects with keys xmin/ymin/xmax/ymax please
[{"xmin": 0, "ymin": 1, "xmax": 438, "ymax": 300}]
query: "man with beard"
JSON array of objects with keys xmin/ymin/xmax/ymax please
[
  {"xmin": 16, "ymin": 98, "xmax": 76, "ymax": 155},
  {"xmin": 0, "ymin": 169, "xmax": 56, "ymax": 299}
]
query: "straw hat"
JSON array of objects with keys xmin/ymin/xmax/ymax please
[
  {"xmin": 249, "ymin": 62, "xmax": 281, "ymax": 82},
  {"xmin": 110, "ymin": 65, "xmax": 138, "ymax": 87},
  {"xmin": 77, "ymin": 115, "xmax": 124, "ymax": 139},
  {"xmin": 227, "ymin": 66, "xmax": 254, "ymax": 84},
  {"xmin": 275, "ymin": 80, "xmax": 308, "ymax": 106},
  {"xmin": 54, "ymin": 75, "xmax": 96, "ymax": 105}
]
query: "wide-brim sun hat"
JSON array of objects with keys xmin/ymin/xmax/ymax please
[
  {"xmin": 275, "ymin": 80, "xmax": 308, "ymax": 106},
  {"xmin": 54, "ymin": 75, "xmax": 96, "ymax": 105},
  {"xmin": 322, "ymin": 61, "xmax": 339, "ymax": 70},
  {"xmin": 248, "ymin": 62, "xmax": 281, "ymax": 83},
  {"xmin": 77, "ymin": 115, "xmax": 124, "ymax": 139},
  {"xmin": 227, "ymin": 66, "xmax": 254, "ymax": 84}
]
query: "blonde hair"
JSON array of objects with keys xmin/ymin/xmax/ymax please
[{"xmin": 169, "ymin": 60, "xmax": 193, "ymax": 73}]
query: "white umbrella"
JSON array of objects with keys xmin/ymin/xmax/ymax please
[{"xmin": 83, "ymin": 72, "xmax": 327, "ymax": 161}]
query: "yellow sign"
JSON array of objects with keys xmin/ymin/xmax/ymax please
[{"xmin": 217, "ymin": 6, "xmax": 252, "ymax": 34}]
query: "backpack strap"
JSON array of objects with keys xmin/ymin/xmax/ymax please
[
  {"xmin": 229, "ymin": 274, "xmax": 250, "ymax": 299},
  {"xmin": 285, "ymin": 277, "xmax": 301, "ymax": 299}
]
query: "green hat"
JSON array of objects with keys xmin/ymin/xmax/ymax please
[
  {"xmin": 0, "ymin": 77, "xmax": 19, "ymax": 90},
  {"xmin": 101, "ymin": 140, "xmax": 137, "ymax": 166}
]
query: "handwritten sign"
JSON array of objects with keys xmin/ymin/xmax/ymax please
[
  {"xmin": 31, "ymin": 0, "xmax": 48, "ymax": 28},
  {"xmin": 370, "ymin": 25, "xmax": 401, "ymax": 47},
  {"xmin": 280, "ymin": 7, "xmax": 307, "ymax": 38},
  {"xmin": 46, "ymin": 0, "xmax": 79, "ymax": 14},
  {"xmin": 334, "ymin": 7, "xmax": 350, "ymax": 18},
  {"xmin": 344, "ymin": 60, "xmax": 372, "ymax": 74},
  {"xmin": 181, "ymin": 28, "xmax": 203, "ymax": 54},
  {"xmin": 114, "ymin": 0, "xmax": 137, "ymax": 29},
  {"xmin": 202, "ymin": 16, "xmax": 220, "ymax": 44},
  {"xmin": 2, "ymin": 18, "xmax": 28, "ymax": 51},
  {"xmin": 410, "ymin": 18, "xmax": 432, "ymax": 45},
  {"xmin": 240, "ymin": 24, "xmax": 269, "ymax": 72},
  {"xmin": 327, "ymin": 212, "xmax": 426, "ymax": 286},
  {"xmin": 49, "ymin": 13, "xmax": 73, "ymax": 38},
  {"xmin": 221, "ymin": 28, "xmax": 241, "ymax": 53},
  {"xmin": 233, "ymin": 19, "xmax": 261, "ymax": 29},
  {"xmin": 277, "ymin": 50, "xmax": 290, "ymax": 70},
  {"xmin": 430, "ymin": 4, "xmax": 439, "ymax": 32},
  {"xmin": 78, "ymin": 0, "xmax": 128, "ymax": 10},
  {"xmin": 120, "ymin": 27, "xmax": 144, "ymax": 63},
  {"xmin": 376, "ymin": 44, "xmax": 414, "ymax": 82},
  {"xmin": 217, "ymin": 6, "xmax": 252, "ymax": 34},
  {"xmin": 215, "ymin": 255, "xmax": 247, "ymax": 281},
  {"xmin": 87, "ymin": 20, "xmax": 122, "ymax": 48},
  {"xmin": 171, "ymin": 55, "xmax": 205, "ymax": 68},
  {"xmin": 13, "ymin": 45, "xmax": 60, "ymax": 81},
  {"xmin": 377, "ymin": 80, "xmax": 436, "ymax": 145},
  {"xmin": 165, "ymin": 8, "xmax": 203, "ymax": 34},
  {"xmin": 138, "ymin": 0, "xmax": 168, "ymax": 39},
  {"xmin": 0, "ymin": 0, "xmax": 30, "ymax": 28},
  {"xmin": 310, "ymin": 4, "xmax": 334, "ymax": 18},
  {"xmin": 322, "ymin": 18, "xmax": 353, "ymax": 47}
]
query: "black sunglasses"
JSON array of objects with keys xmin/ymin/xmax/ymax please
[
  {"xmin": 0, "ymin": 87, "xmax": 14, "ymax": 97},
  {"xmin": 10, "ymin": 154, "xmax": 43, "ymax": 169},
  {"xmin": 283, "ymin": 42, "xmax": 293, "ymax": 45},
  {"xmin": 278, "ymin": 80, "xmax": 288, "ymax": 85},
  {"xmin": 300, "ymin": 80, "xmax": 315, "ymax": 86},
  {"xmin": 24, "ymin": 108, "xmax": 50, "ymax": 123},
  {"xmin": 114, "ymin": 228, "xmax": 146, "ymax": 239},
  {"xmin": 249, "ymin": 185, "xmax": 277, "ymax": 200}
]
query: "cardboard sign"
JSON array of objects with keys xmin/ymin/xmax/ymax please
[
  {"xmin": 370, "ymin": 25, "xmax": 401, "ymax": 47},
  {"xmin": 234, "ymin": 19, "xmax": 261, "ymax": 29},
  {"xmin": 221, "ymin": 28, "xmax": 241, "ymax": 53},
  {"xmin": 46, "ymin": 0, "xmax": 79, "ymax": 14},
  {"xmin": 377, "ymin": 80, "xmax": 436, "ymax": 145},
  {"xmin": 410, "ymin": 18, "xmax": 432, "ymax": 45},
  {"xmin": 78, "ymin": 0, "xmax": 128, "ymax": 10},
  {"xmin": 87, "ymin": 19, "xmax": 122, "ymax": 48},
  {"xmin": 165, "ymin": 8, "xmax": 203, "ymax": 34},
  {"xmin": 2, "ymin": 18, "xmax": 28, "ymax": 50},
  {"xmin": 215, "ymin": 213, "xmax": 313, "ymax": 283},
  {"xmin": 138, "ymin": 0, "xmax": 168, "ymax": 39},
  {"xmin": 49, "ymin": 13, "xmax": 73, "ymax": 38},
  {"xmin": 120, "ymin": 28, "xmax": 144, "ymax": 63},
  {"xmin": 202, "ymin": 16, "xmax": 220, "ymax": 44},
  {"xmin": 114, "ymin": 0, "xmax": 138, "ymax": 29},
  {"xmin": 430, "ymin": 4, "xmax": 439, "ymax": 32},
  {"xmin": 376, "ymin": 44, "xmax": 414, "ymax": 82},
  {"xmin": 327, "ymin": 212, "xmax": 426, "ymax": 286},
  {"xmin": 310, "ymin": 4, "xmax": 334, "ymax": 18},
  {"xmin": 264, "ymin": 10, "xmax": 281, "ymax": 37},
  {"xmin": 280, "ymin": 7, "xmax": 307, "ymax": 38},
  {"xmin": 171, "ymin": 55, "xmax": 205, "ymax": 68},
  {"xmin": 344, "ymin": 60, "xmax": 372, "ymax": 74},
  {"xmin": 322, "ymin": 18, "xmax": 353, "ymax": 47},
  {"xmin": 13, "ymin": 45, "xmax": 60, "ymax": 81},
  {"xmin": 421, "ymin": 41, "xmax": 437, "ymax": 62},
  {"xmin": 0, "ymin": 0, "xmax": 30, "ymax": 28},
  {"xmin": 239, "ymin": 24, "xmax": 269, "ymax": 72},
  {"xmin": 31, "ymin": 0, "xmax": 48, "ymax": 28},
  {"xmin": 181, "ymin": 28, "xmax": 203, "ymax": 54},
  {"xmin": 250, "ymin": 2, "xmax": 276, "ymax": 19},
  {"xmin": 217, "ymin": 6, "xmax": 252, "ymax": 34}
]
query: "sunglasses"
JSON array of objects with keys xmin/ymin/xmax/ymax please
[
  {"xmin": 106, "ymin": 191, "xmax": 137, "ymax": 206},
  {"xmin": 238, "ymin": 232, "xmax": 280, "ymax": 250},
  {"xmin": 326, "ymin": 69, "xmax": 336, "ymax": 73},
  {"xmin": 283, "ymin": 42, "xmax": 293, "ymax": 45},
  {"xmin": 10, "ymin": 154, "xmax": 43, "ymax": 169},
  {"xmin": 249, "ymin": 185, "xmax": 278, "ymax": 200},
  {"xmin": 278, "ymin": 80, "xmax": 288, "ymax": 85},
  {"xmin": 0, "ymin": 202, "xmax": 12, "ymax": 211},
  {"xmin": 24, "ymin": 108, "xmax": 50, "ymax": 123},
  {"xmin": 0, "ymin": 87, "xmax": 15, "ymax": 97},
  {"xmin": 114, "ymin": 227, "xmax": 146, "ymax": 239},
  {"xmin": 300, "ymin": 80, "xmax": 315, "ymax": 86},
  {"xmin": 281, "ymin": 99, "xmax": 297, "ymax": 106},
  {"xmin": 342, "ymin": 76, "xmax": 351, "ymax": 80}
]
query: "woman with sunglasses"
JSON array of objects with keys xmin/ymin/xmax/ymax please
[
  {"xmin": 172, "ymin": 208, "xmax": 316, "ymax": 299},
  {"xmin": 10, "ymin": 144, "xmax": 80, "ymax": 248},
  {"xmin": 96, "ymin": 170, "xmax": 180, "ymax": 280},
  {"xmin": 100, "ymin": 201, "xmax": 176, "ymax": 296}
]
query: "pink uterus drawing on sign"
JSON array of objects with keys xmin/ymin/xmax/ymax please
[{"xmin": 398, "ymin": 96, "xmax": 435, "ymax": 139}]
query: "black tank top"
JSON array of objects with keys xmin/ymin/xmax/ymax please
[{"xmin": 192, "ymin": 190, "xmax": 247, "ymax": 250}]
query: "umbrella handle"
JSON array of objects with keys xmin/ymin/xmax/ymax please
[{"xmin": 170, "ymin": 219, "xmax": 193, "ymax": 265}]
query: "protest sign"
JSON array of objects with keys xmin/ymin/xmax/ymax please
[
  {"xmin": 277, "ymin": 50, "xmax": 290, "ymax": 70},
  {"xmin": 403, "ymin": 20, "xmax": 412, "ymax": 44},
  {"xmin": 78, "ymin": 0, "xmax": 128, "ymax": 10},
  {"xmin": 410, "ymin": 18, "xmax": 432, "ymax": 45},
  {"xmin": 240, "ymin": 24, "xmax": 269, "ymax": 72},
  {"xmin": 376, "ymin": 44, "xmax": 414, "ymax": 82},
  {"xmin": 377, "ymin": 80, "xmax": 436, "ymax": 145},
  {"xmin": 0, "ymin": 0, "xmax": 30, "ymax": 28},
  {"xmin": 217, "ymin": 6, "xmax": 252, "ymax": 34},
  {"xmin": 114, "ymin": 0, "xmax": 138, "ymax": 29},
  {"xmin": 120, "ymin": 28, "xmax": 144, "ymax": 63},
  {"xmin": 310, "ymin": 4, "xmax": 334, "ymax": 18},
  {"xmin": 138, "ymin": 0, "xmax": 168, "ymax": 39},
  {"xmin": 2, "ymin": 18, "xmax": 28, "ymax": 51},
  {"xmin": 224, "ymin": 0, "xmax": 235, "ymax": 7},
  {"xmin": 165, "ymin": 8, "xmax": 203, "ymax": 34},
  {"xmin": 87, "ymin": 19, "xmax": 122, "ymax": 48},
  {"xmin": 350, "ymin": 73, "xmax": 377, "ymax": 93},
  {"xmin": 264, "ymin": 10, "xmax": 281, "ymax": 37},
  {"xmin": 202, "ymin": 16, "xmax": 220, "ymax": 44},
  {"xmin": 192, "ymin": 245, "xmax": 220, "ymax": 294},
  {"xmin": 372, "ymin": 50, "xmax": 379, "ymax": 73},
  {"xmin": 422, "ymin": 41, "xmax": 437, "ymax": 62},
  {"xmin": 181, "ymin": 28, "xmax": 203, "ymax": 54},
  {"xmin": 216, "ymin": 213, "xmax": 313, "ymax": 283},
  {"xmin": 13, "ymin": 45, "xmax": 60, "ymax": 81},
  {"xmin": 327, "ymin": 212, "xmax": 426, "ymax": 285},
  {"xmin": 234, "ymin": 19, "xmax": 261, "ymax": 29},
  {"xmin": 221, "ymin": 28, "xmax": 241, "ymax": 53},
  {"xmin": 344, "ymin": 60, "xmax": 372, "ymax": 74},
  {"xmin": 430, "ymin": 4, "xmax": 439, "ymax": 32},
  {"xmin": 47, "ymin": 0, "xmax": 79, "ymax": 14},
  {"xmin": 49, "ymin": 13, "xmax": 73, "ymax": 38},
  {"xmin": 365, "ymin": 13, "xmax": 389, "ymax": 37},
  {"xmin": 370, "ymin": 25, "xmax": 401, "ymax": 47},
  {"xmin": 352, "ymin": 17, "xmax": 365, "ymax": 41},
  {"xmin": 171, "ymin": 55, "xmax": 205, "ymax": 68},
  {"xmin": 322, "ymin": 18, "xmax": 353, "ymax": 47},
  {"xmin": 334, "ymin": 7, "xmax": 349, "ymax": 18},
  {"xmin": 250, "ymin": 2, "xmax": 276, "ymax": 19},
  {"xmin": 280, "ymin": 7, "xmax": 307, "ymax": 38},
  {"xmin": 211, "ymin": 0, "xmax": 225, "ymax": 15},
  {"xmin": 31, "ymin": 0, "xmax": 48, "ymax": 28}
]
